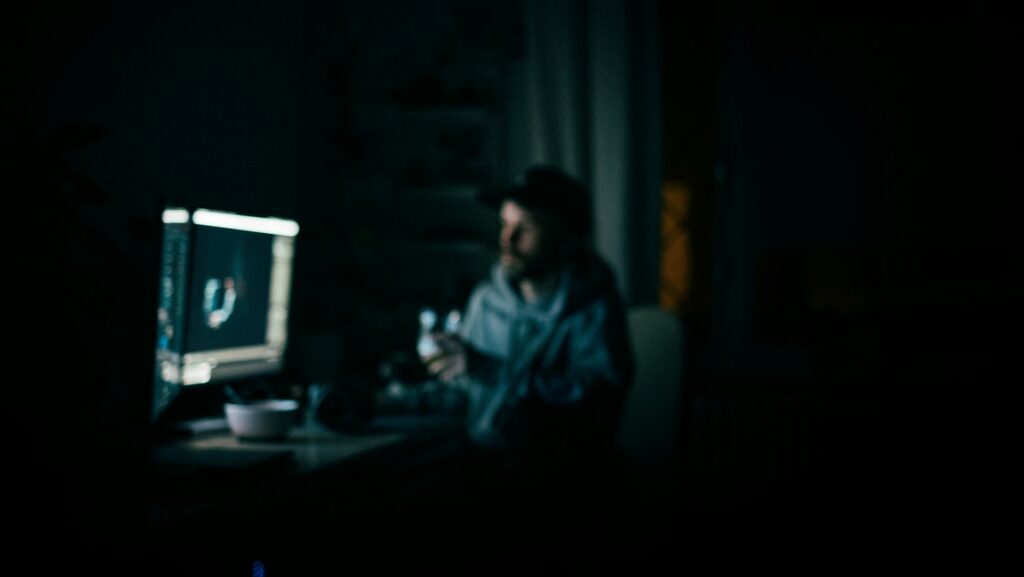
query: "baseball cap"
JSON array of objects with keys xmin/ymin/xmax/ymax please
[{"xmin": 479, "ymin": 166, "xmax": 591, "ymax": 237}]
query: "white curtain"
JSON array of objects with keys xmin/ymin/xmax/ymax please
[{"xmin": 508, "ymin": 0, "xmax": 662, "ymax": 304}]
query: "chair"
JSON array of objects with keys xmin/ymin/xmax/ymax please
[{"xmin": 615, "ymin": 306, "xmax": 685, "ymax": 475}]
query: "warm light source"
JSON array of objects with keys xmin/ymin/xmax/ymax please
[{"xmin": 659, "ymin": 180, "xmax": 691, "ymax": 313}]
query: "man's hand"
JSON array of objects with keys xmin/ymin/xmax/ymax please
[{"xmin": 424, "ymin": 333, "xmax": 469, "ymax": 383}]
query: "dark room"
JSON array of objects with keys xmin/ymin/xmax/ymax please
[{"xmin": 4, "ymin": 0, "xmax": 1022, "ymax": 575}]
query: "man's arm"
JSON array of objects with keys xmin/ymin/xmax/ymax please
[
  {"xmin": 428, "ymin": 298, "xmax": 633, "ymax": 402},
  {"xmin": 426, "ymin": 333, "xmax": 501, "ymax": 386},
  {"xmin": 527, "ymin": 299, "xmax": 634, "ymax": 406}
]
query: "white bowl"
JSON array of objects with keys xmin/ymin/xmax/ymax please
[{"xmin": 224, "ymin": 399, "xmax": 300, "ymax": 440}]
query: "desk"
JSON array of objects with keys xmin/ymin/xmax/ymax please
[{"xmin": 145, "ymin": 415, "xmax": 470, "ymax": 576}]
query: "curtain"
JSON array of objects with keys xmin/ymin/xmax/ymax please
[{"xmin": 510, "ymin": 0, "xmax": 662, "ymax": 305}]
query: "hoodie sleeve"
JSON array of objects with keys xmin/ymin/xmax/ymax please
[
  {"xmin": 458, "ymin": 285, "xmax": 506, "ymax": 384},
  {"xmin": 529, "ymin": 295, "xmax": 634, "ymax": 407}
]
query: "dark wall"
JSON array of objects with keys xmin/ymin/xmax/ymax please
[
  {"xmin": 668, "ymin": 0, "xmax": 1023, "ymax": 395},
  {"xmin": 661, "ymin": 0, "xmax": 1023, "ymax": 563}
]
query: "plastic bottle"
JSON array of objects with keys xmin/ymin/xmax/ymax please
[
  {"xmin": 417, "ymin": 308, "xmax": 439, "ymax": 359},
  {"xmin": 443, "ymin": 309, "xmax": 461, "ymax": 334}
]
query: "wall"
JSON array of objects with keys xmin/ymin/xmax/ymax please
[
  {"xmin": 661, "ymin": 0, "xmax": 1024, "ymax": 563},
  {"xmin": 689, "ymin": 1, "xmax": 1023, "ymax": 392}
]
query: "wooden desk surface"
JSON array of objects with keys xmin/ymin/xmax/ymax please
[
  {"xmin": 147, "ymin": 415, "xmax": 468, "ymax": 529},
  {"xmin": 181, "ymin": 426, "xmax": 406, "ymax": 473}
]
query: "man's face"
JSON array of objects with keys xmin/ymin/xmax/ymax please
[{"xmin": 498, "ymin": 200, "xmax": 561, "ymax": 281}]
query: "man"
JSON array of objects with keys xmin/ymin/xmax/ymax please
[{"xmin": 425, "ymin": 166, "xmax": 635, "ymax": 463}]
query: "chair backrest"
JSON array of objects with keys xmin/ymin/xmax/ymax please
[{"xmin": 615, "ymin": 306, "xmax": 685, "ymax": 473}]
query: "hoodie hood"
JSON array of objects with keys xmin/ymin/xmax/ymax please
[{"xmin": 484, "ymin": 250, "xmax": 621, "ymax": 323}]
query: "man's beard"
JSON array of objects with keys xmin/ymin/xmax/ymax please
[{"xmin": 500, "ymin": 250, "xmax": 558, "ymax": 283}]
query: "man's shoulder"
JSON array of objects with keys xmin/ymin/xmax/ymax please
[
  {"xmin": 466, "ymin": 266, "xmax": 516, "ymax": 310},
  {"xmin": 469, "ymin": 266, "xmax": 504, "ymax": 296},
  {"xmin": 565, "ymin": 252, "xmax": 623, "ymax": 307}
]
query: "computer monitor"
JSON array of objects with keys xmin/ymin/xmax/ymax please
[{"xmin": 152, "ymin": 207, "xmax": 299, "ymax": 427}]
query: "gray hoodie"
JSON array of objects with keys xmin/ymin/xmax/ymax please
[{"xmin": 458, "ymin": 252, "xmax": 634, "ymax": 455}]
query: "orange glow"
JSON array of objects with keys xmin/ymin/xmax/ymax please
[{"xmin": 659, "ymin": 181, "xmax": 691, "ymax": 313}]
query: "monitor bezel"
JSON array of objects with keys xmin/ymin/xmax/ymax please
[{"xmin": 152, "ymin": 207, "xmax": 299, "ymax": 427}]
